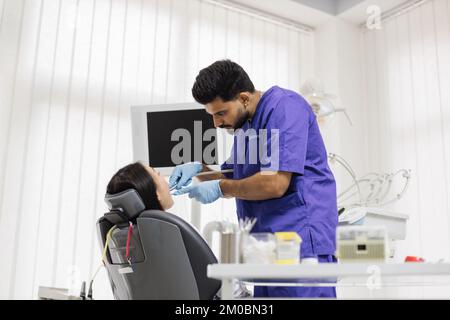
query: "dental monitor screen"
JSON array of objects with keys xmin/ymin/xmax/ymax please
[{"xmin": 131, "ymin": 104, "xmax": 219, "ymax": 176}]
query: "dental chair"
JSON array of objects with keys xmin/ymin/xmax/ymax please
[{"xmin": 96, "ymin": 189, "xmax": 221, "ymax": 300}]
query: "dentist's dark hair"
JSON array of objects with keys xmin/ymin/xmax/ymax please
[
  {"xmin": 192, "ymin": 59, "xmax": 255, "ymax": 104},
  {"xmin": 107, "ymin": 162, "xmax": 163, "ymax": 211}
]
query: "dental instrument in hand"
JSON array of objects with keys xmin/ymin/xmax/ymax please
[
  {"xmin": 169, "ymin": 169, "xmax": 233, "ymax": 192},
  {"xmin": 195, "ymin": 169, "xmax": 233, "ymax": 177}
]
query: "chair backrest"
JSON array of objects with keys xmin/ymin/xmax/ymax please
[{"xmin": 97, "ymin": 209, "xmax": 221, "ymax": 300}]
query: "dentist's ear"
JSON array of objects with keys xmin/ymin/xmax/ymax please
[
  {"xmin": 239, "ymin": 93, "xmax": 250, "ymax": 108},
  {"xmin": 242, "ymin": 100, "xmax": 249, "ymax": 110}
]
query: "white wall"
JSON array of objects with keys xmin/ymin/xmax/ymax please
[
  {"xmin": 315, "ymin": 18, "xmax": 369, "ymax": 191},
  {"xmin": 358, "ymin": 0, "xmax": 450, "ymax": 297},
  {"xmin": 361, "ymin": 0, "xmax": 450, "ymax": 263},
  {"xmin": 0, "ymin": 0, "xmax": 314, "ymax": 299}
]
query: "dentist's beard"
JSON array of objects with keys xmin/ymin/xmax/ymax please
[
  {"xmin": 232, "ymin": 110, "xmax": 250, "ymax": 131},
  {"xmin": 220, "ymin": 111, "xmax": 249, "ymax": 135}
]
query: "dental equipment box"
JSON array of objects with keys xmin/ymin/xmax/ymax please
[
  {"xmin": 338, "ymin": 206, "xmax": 408, "ymax": 240},
  {"xmin": 336, "ymin": 226, "xmax": 388, "ymax": 263}
]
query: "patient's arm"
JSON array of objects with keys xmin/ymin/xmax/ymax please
[{"xmin": 195, "ymin": 164, "xmax": 227, "ymax": 182}]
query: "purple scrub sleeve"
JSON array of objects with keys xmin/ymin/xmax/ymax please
[{"xmin": 259, "ymin": 96, "xmax": 310, "ymax": 175}]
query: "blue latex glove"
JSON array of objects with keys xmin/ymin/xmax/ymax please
[
  {"xmin": 172, "ymin": 180, "xmax": 223, "ymax": 204},
  {"xmin": 169, "ymin": 162, "xmax": 203, "ymax": 190}
]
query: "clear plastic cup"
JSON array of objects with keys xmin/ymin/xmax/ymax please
[{"xmin": 241, "ymin": 233, "xmax": 276, "ymax": 264}]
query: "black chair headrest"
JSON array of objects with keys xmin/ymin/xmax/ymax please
[{"xmin": 104, "ymin": 189, "xmax": 145, "ymax": 224}]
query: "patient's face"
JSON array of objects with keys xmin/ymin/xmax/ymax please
[{"xmin": 144, "ymin": 165, "xmax": 174, "ymax": 210}]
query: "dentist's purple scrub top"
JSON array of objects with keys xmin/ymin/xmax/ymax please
[{"xmin": 221, "ymin": 86, "xmax": 338, "ymax": 298}]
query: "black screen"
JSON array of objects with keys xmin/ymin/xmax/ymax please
[{"xmin": 146, "ymin": 110, "xmax": 218, "ymax": 167}]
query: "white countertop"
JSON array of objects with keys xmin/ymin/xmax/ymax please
[{"xmin": 208, "ymin": 262, "xmax": 450, "ymax": 279}]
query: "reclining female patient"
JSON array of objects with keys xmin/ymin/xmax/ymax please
[
  {"xmin": 107, "ymin": 161, "xmax": 174, "ymax": 211},
  {"xmin": 107, "ymin": 161, "xmax": 250, "ymax": 298}
]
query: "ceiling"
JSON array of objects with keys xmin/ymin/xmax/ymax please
[
  {"xmin": 336, "ymin": 0, "xmax": 410, "ymax": 24},
  {"xmin": 218, "ymin": 0, "xmax": 332, "ymax": 28},
  {"xmin": 226, "ymin": 0, "xmax": 409, "ymax": 27},
  {"xmin": 291, "ymin": 0, "xmax": 366, "ymax": 15}
]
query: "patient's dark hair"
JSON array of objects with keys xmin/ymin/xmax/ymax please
[
  {"xmin": 192, "ymin": 59, "xmax": 255, "ymax": 104},
  {"xmin": 106, "ymin": 162, "xmax": 163, "ymax": 211}
]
